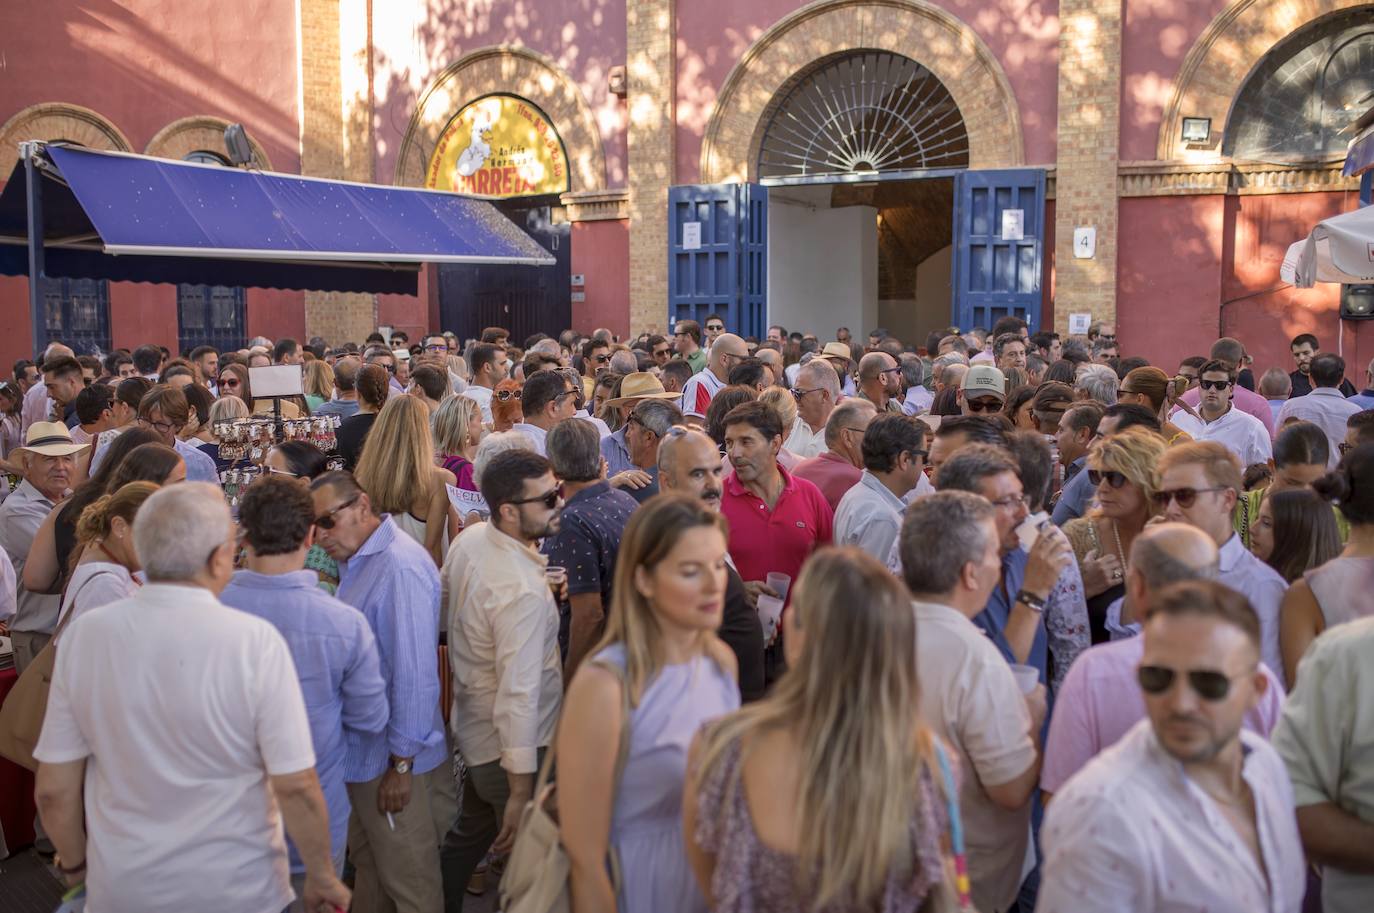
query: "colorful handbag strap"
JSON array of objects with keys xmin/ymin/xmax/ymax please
[{"xmin": 933, "ymin": 739, "xmax": 972, "ymax": 909}]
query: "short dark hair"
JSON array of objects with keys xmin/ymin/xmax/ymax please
[
  {"xmin": 727, "ymin": 357, "xmax": 769, "ymax": 388},
  {"xmin": 646, "ymin": 334, "xmax": 667, "ymax": 350},
  {"xmin": 273, "ymin": 338, "xmax": 299, "ymax": 363},
  {"xmin": 1290, "ymin": 333, "xmax": 1319, "ymax": 350},
  {"xmin": 1004, "ymin": 429, "xmax": 1053, "ymax": 511},
  {"xmin": 161, "ymin": 364, "xmax": 195, "ymax": 383},
  {"xmin": 993, "ymin": 333, "xmax": 1025, "ymax": 357},
  {"xmin": 138, "ymin": 385, "xmax": 190, "ymax": 425},
  {"xmin": 42, "ymin": 355, "xmax": 82, "ymax": 380},
  {"xmin": 1273, "ymin": 420, "xmax": 1329, "ymax": 468},
  {"xmin": 705, "ymin": 313, "xmax": 724, "ymax": 328},
  {"xmin": 1198, "ymin": 359, "xmax": 1235, "ymax": 382},
  {"xmin": 182, "ymin": 383, "xmax": 213, "ymax": 426},
  {"xmin": 77, "ymin": 355, "xmax": 101, "ymax": 375},
  {"xmin": 723, "ymin": 400, "xmax": 783, "ymax": 443},
  {"xmin": 991, "ymin": 316, "xmax": 1027, "ymax": 338},
  {"xmin": 674, "ymin": 319, "xmax": 702, "ymax": 344},
  {"xmin": 1309, "ymin": 353, "xmax": 1346, "ymax": 388},
  {"xmin": 481, "ymin": 326, "xmax": 510, "ymax": 343},
  {"xmin": 73, "ymin": 383, "xmax": 113, "ymax": 424},
  {"xmin": 410, "ymin": 365, "xmax": 448, "ymax": 401},
  {"xmin": 935, "ymin": 414, "xmax": 1008, "ymax": 447},
  {"xmin": 861, "ymin": 414, "xmax": 927, "ymax": 473},
  {"xmin": 935, "ymin": 443, "xmax": 1019, "ymax": 493},
  {"xmin": 272, "ymin": 440, "xmax": 330, "ymax": 479},
  {"xmin": 189, "ymin": 345, "xmax": 218, "ymax": 362},
  {"xmin": 546, "ymin": 417, "xmax": 602, "ymax": 483},
  {"xmin": 1102, "ymin": 402, "xmax": 1160, "ymax": 434},
  {"xmin": 522, "ymin": 369, "xmax": 570, "ymax": 417},
  {"xmin": 1029, "ymin": 331, "xmax": 1058, "ymax": 354},
  {"xmin": 1349, "ymin": 410, "xmax": 1374, "ymax": 446},
  {"xmin": 115, "ymin": 376, "xmax": 154, "ymax": 410},
  {"xmin": 479, "ymin": 449, "xmax": 552, "ymax": 512},
  {"xmin": 132, "ymin": 344, "xmax": 163, "ymax": 375},
  {"xmin": 1180, "ymin": 355, "xmax": 1207, "ymax": 371},
  {"xmin": 239, "ymin": 475, "xmax": 316, "ymax": 556},
  {"xmin": 1115, "ymin": 356, "xmax": 1150, "ymax": 380},
  {"xmin": 1144, "ymin": 580, "xmax": 1261, "ymax": 651},
  {"xmin": 660, "ymin": 360, "xmax": 693, "ymax": 388},
  {"xmin": 1065, "ymin": 401, "xmax": 1107, "ymax": 434},
  {"xmin": 1314, "ymin": 442, "xmax": 1374, "ymax": 524},
  {"xmin": 470, "ymin": 343, "xmax": 504, "ymax": 376}
]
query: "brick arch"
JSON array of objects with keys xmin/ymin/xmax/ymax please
[
  {"xmin": 0, "ymin": 103, "xmax": 132, "ymax": 174},
  {"xmin": 1157, "ymin": 0, "xmax": 1373, "ymax": 161},
  {"xmin": 700, "ymin": 0, "xmax": 1024, "ymax": 184},
  {"xmin": 145, "ymin": 116, "xmax": 274, "ymax": 170},
  {"xmin": 394, "ymin": 46, "xmax": 606, "ymax": 191}
]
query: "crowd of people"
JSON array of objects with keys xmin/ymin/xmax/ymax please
[{"xmin": 0, "ymin": 315, "xmax": 1372, "ymax": 913}]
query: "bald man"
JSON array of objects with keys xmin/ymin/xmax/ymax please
[
  {"xmin": 1039, "ymin": 523, "xmax": 1286, "ymax": 798},
  {"xmin": 680, "ymin": 332, "xmax": 748, "ymax": 421},
  {"xmin": 23, "ymin": 342, "xmax": 76, "ymax": 433},
  {"xmin": 657, "ymin": 427, "xmax": 765, "ymax": 700},
  {"xmin": 857, "ymin": 351, "xmax": 903, "ymax": 414}
]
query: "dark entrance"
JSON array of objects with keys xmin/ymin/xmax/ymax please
[{"xmin": 437, "ymin": 194, "xmax": 570, "ymax": 343}]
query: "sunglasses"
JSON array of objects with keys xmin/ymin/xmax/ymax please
[
  {"xmin": 1150, "ymin": 486, "xmax": 1227, "ymax": 509},
  {"xmin": 220, "ymin": 377, "xmax": 240, "ymax": 388},
  {"xmin": 495, "ymin": 389, "xmax": 522, "ymax": 401},
  {"xmin": 315, "ymin": 494, "xmax": 360, "ymax": 529},
  {"xmin": 1199, "ymin": 379, "xmax": 1231, "ymax": 391},
  {"xmin": 791, "ymin": 387, "xmax": 823, "ymax": 401},
  {"xmin": 510, "ymin": 488, "xmax": 560, "ymax": 510},
  {"xmin": 1138, "ymin": 664, "xmax": 1248, "ymax": 702},
  {"xmin": 706, "ymin": 324, "xmax": 724, "ymax": 332},
  {"xmin": 1088, "ymin": 469, "xmax": 1129, "ymax": 489},
  {"xmin": 966, "ymin": 398, "xmax": 1003, "ymax": 413},
  {"xmin": 593, "ymin": 354, "xmax": 612, "ymax": 364}
]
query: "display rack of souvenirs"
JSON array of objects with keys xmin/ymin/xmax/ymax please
[{"xmin": 214, "ymin": 414, "xmax": 344, "ymax": 507}]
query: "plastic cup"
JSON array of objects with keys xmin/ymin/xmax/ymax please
[
  {"xmin": 545, "ymin": 566, "xmax": 567, "ymax": 588},
  {"xmin": 755, "ymin": 595, "xmax": 785, "ymax": 643},
  {"xmin": 1010, "ymin": 664, "xmax": 1039, "ymax": 694},
  {"xmin": 765, "ymin": 572, "xmax": 792, "ymax": 602}
]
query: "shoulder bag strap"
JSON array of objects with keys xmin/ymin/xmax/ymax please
[
  {"xmin": 51, "ymin": 568, "xmax": 121, "ymax": 644},
  {"xmin": 932, "ymin": 740, "xmax": 972, "ymax": 911}
]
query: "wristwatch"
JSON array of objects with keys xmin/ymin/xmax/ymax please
[
  {"xmin": 390, "ymin": 756, "xmax": 412, "ymax": 775},
  {"xmin": 1015, "ymin": 589, "xmax": 1047, "ymax": 614}
]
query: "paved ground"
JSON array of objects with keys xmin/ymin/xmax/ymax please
[{"xmin": 0, "ymin": 849, "xmax": 66, "ymax": 913}]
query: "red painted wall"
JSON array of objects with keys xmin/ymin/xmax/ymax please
[
  {"xmin": 571, "ymin": 219, "xmax": 630, "ymax": 338},
  {"xmin": 675, "ymin": 0, "xmax": 1062, "ymax": 183},
  {"xmin": 245, "ymin": 290, "xmax": 307, "ymax": 348}
]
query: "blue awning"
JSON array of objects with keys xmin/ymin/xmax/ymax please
[
  {"xmin": 1345, "ymin": 125, "xmax": 1374, "ymax": 178},
  {"xmin": 0, "ymin": 144, "xmax": 554, "ymax": 295}
]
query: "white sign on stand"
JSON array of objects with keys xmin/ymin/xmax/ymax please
[
  {"xmin": 248, "ymin": 365, "xmax": 303, "ymax": 399},
  {"xmin": 1001, "ymin": 209, "xmax": 1025, "ymax": 241},
  {"xmin": 682, "ymin": 222, "xmax": 702, "ymax": 250},
  {"xmin": 1068, "ymin": 313, "xmax": 1092, "ymax": 336}
]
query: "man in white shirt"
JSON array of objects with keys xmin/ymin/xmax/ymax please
[
  {"xmin": 465, "ymin": 343, "xmax": 509, "ymax": 424},
  {"xmin": 899, "ymin": 354, "xmax": 933, "ymax": 415},
  {"xmin": 1152, "ymin": 441, "xmax": 1289, "ymax": 687},
  {"xmin": 33, "ymin": 483, "xmax": 348, "ymax": 913},
  {"xmin": 1038, "ymin": 580, "xmax": 1305, "ymax": 913},
  {"xmin": 443, "ymin": 449, "xmax": 564, "ymax": 909},
  {"xmin": 511, "ymin": 371, "xmax": 579, "ymax": 456},
  {"xmin": 1169, "ymin": 359, "xmax": 1272, "ymax": 467},
  {"xmin": 900, "ymin": 492, "xmax": 1046, "ymax": 913},
  {"xmin": 834, "ymin": 414, "xmax": 925, "ymax": 563},
  {"xmin": 786, "ymin": 359, "xmax": 841, "ymax": 459},
  {"xmin": 1275, "ymin": 353, "xmax": 1362, "ymax": 467},
  {"xmin": 681, "ymin": 332, "xmax": 748, "ymax": 420}
]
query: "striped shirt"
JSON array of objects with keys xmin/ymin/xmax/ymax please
[{"xmin": 680, "ymin": 367, "xmax": 728, "ymax": 419}]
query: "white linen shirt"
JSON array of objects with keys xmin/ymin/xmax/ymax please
[
  {"xmin": 510, "ymin": 422, "xmax": 549, "ymax": 456},
  {"xmin": 1275, "ymin": 387, "xmax": 1363, "ymax": 467},
  {"xmin": 466, "ymin": 384, "xmax": 495, "ymax": 423},
  {"xmin": 1038, "ymin": 720, "xmax": 1305, "ymax": 913},
  {"xmin": 1168, "ymin": 405, "xmax": 1272, "ymax": 467},
  {"xmin": 34, "ymin": 583, "xmax": 314, "ymax": 913},
  {"xmin": 833, "ymin": 470, "xmax": 907, "ymax": 563},
  {"xmin": 785, "ymin": 414, "xmax": 827, "ymax": 460},
  {"xmin": 444, "ymin": 522, "xmax": 562, "ymax": 774}
]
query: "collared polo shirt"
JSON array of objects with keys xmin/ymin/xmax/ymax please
[
  {"xmin": 511, "ymin": 422, "xmax": 549, "ymax": 455},
  {"xmin": 684, "ymin": 348, "xmax": 707, "ymax": 374},
  {"xmin": 719, "ymin": 465, "xmax": 832, "ymax": 592},
  {"xmin": 680, "ymin": 367, "xmax": 727, "ymax": 419},
  {"xmin": 1276, "ymin": 386, "xmax": 1363, "ymax": 467},
  {"xmin": 833, "ymin": 470, "xmax": 906, "ymax": 562},
  {"xmin": 1168, "ymin": 404, "xmax": 1272, "ymax": 467},
  {"xmin": 0, "ymin": 479, "xmax": 60, "ymax": 633},
  {"xmin": 600, "ymin": 426, "xmax": 635, "ymax": 476},
  {"xmin": 790, "ymin": 450, "xmax": 862, "ymax": 510}
]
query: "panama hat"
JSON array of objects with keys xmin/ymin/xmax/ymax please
[
  {"xmin": 605, "ymin": 372, "xmax": 682, "ymax": 408},
  {"xmin": 820, "ymin": 342, "xmax": 853, "ymax": 364},
  {"xmin": 18, "ymin": 421, "xmax": 90, "ymax": 458}
]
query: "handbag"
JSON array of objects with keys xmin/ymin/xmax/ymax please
[
  {"xmin": 919, "ymin": 738, "xmax": 980, "ymax": 913},
  {"xmin": 497, "ymin": 657, "xmax": 634, "ymax": 913}
]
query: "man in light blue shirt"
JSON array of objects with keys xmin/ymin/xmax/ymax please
[
  {"xmin": 313, "ymin": 357, "xmax": 363, "ymax": 420},
  {"xmin": 1050, "ymin": 402, "xmax": 1103, "ymax": 526},
  {"xmin": 834, "ymin": 413, "xmax": 926, "ymax": 565},
  {"xmin": 222, "ymin": 475, "xmax": 388, "ymax": 906},
  {"xmin": 310, "ymin": 470, "xmax": 454, "ymax": 913}
]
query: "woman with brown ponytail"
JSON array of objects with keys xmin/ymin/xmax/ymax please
[
  {"xmin": 1116, "ymin": 366, "xmax": 1196, "ymax": 445},
  {"xmin": 58, "ymin": 481, "xmax": 159, "ymax": 627}
]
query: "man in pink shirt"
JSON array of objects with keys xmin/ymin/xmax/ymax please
[
  {"xmin": 1174, "ymin": 337, "xmax": 1275, "ymax": 437},
  {"xmin": 1041, "ymin": 522, "xmax": 1286, "ymax": 798},
  {"xmin": 791, "ymin": 399, "xmax": 876, "ymax": 510}
]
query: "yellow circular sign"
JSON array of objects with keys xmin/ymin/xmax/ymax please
[{"xmin": 426, "ymin": 95, "xmax": 569, "ymax": 197}]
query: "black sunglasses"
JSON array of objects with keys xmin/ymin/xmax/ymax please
[
  {"xmin": 315, "ymin": 494, "xmax": 360, "ymax": 529},
  {"xmin": 1138, "ymin": 664, "xmax": 1248, "ymax": 702},
  {"xmin": 791, "ymin": 387, "xmax": 823, "ymax": 401},
  {"xmin": 966, "ymin": 398, "xmax": 1002, "ymax": 413},
  {"xmin": 1088, "ymin": 469, "xmax": 1129, "ymax": 489},
  {"xmin": 1150, "ymin": 486, "xmax": 1226, "ymax": 509},
  {"xmin": 1199, "ymin": 379, "xmax": 1231, "ymax": 391},
  {"xmin": 706, "ymin": 324, "xmax": 724, "ymax": 332},
  {"xmin": 510, "ymin": 488, "xmax": 560, "ymax": 510}
]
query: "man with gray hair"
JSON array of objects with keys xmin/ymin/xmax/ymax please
[
  {"xmin": 1040, "ymin": 523, "xmax": 1286, "ymax": 799},
  {"xmin": 901, "ymin": 491, "xmax": 1046, "ymax": 913},
  {"xmin": 542, "ymin": 418, "xmax": 640, "ymax": 679},
  {"xmin": 613, "ymin": 397, "xmax": 684, "ymax": 504},
  {"xmin": 1074, "ymin": 363, "xmax": 1119, "ymax": 405},
  {"xmin": 34, "ymin": 483, "xmax": 348, "ymax": 912},
  {"xmin": 899, "ymin": 353, "xmax": 932, "ymax": 415},
  {"xmin": 792, "ymin": 397, "xmax": 877, "ymax": 510},
  {"xmin": 787, "ymin": 358, "xmax": 841, "ymax": 459}
]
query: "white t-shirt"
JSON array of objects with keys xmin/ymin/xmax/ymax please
[
  {"xmin": 466, "ymin": 384, "xmax": 495, "ymax": 423},
  {"xmin": 58, "ymin": 561, "xmax": 138, "ymax": 628},
  {"xmin": 35, "ymin": 583, "xmax": 315, "ymax": 913}
]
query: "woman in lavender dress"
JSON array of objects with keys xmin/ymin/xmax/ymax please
[
  {"xmin": 557, "ymin": 494, "xmax": 740, "ymax": 913},
  {"xmin": 684, "ymin": 548, "xmax": 952, "ymax": 913}
]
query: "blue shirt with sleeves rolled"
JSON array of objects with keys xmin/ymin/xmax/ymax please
[
  {"xmin": 220, "ymin": 568, "xmax": 388, "ymax": 869},
  {"xmin": 600, "ymin": 427, "xmax": 635, "ymax": 477},
  {"xmin": 334, "ymin": 515, "xmax": 447, "ymax": 782},
  {"xmin": 1051, "ymin": 457, "xmax": 1093, "ymax": 526},
  {"xmin": 975, "ymin": 550, "xmax": 1049, "ymax": 685}
]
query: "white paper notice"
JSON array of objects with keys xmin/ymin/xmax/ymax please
[
  {"xmin": 682, "ymin": 222, "xmax": 702, "ymax": 250},
  {"xmin": 1068, "ymin": 313, "xmax": 1092, "ymax": 336},
  {"xmin": 1073, "ymin": 226, "xmax": 1097, "ymax": 259},
  {"xmin": 248, "ymin": 364, "xmax": 304, "ymax": 398},
  {"xmin": 1001, "ymin": 209, "xmax": 1025, "ymax": 241}
]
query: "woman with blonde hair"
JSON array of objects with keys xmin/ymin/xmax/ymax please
[
  {"xmin": 431, "ymin": 393, "xmax": 482, "ymax": 490},
  {"xmin": 1117, "ymin": 366, "xmax": 1195, "ymax": 444},
  {"xmin": 684, "ymin": 547, "xmax": 952, "ymax": 912},
  {"xmin": 1063, "ymin": 426, "xmax": 1167, "ymax": 642},
  {"xmin": 303, "ymin": 359, "xmax": 335, "ymax": 412},
  {"xmin": 354, "ymin": 394, "xmax": 456, "ymax": 564},
  {"xmin": 758, "ymin": 386, "xmax": 802, "ymax": 470},
  {"xmin": 558, "ymin": 494, "xmax": 740, "ymax": 913},
  {"xmin": 60, "ymin": 481, "xmax": 160, "ymax": 626}
]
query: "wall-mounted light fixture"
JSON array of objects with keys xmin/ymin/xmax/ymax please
[
  {"xmin": 608, "ymin": 66, "xmax": 627, "ymax": 98},
  {"xmin": 1181, "ymin": 117, "xmax": 1211, "ymax": 144}
]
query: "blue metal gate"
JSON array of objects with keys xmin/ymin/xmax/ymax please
[
  {"xmin": 667, "ymin": 184, "xmax": 767, "ymax": 339},
  {"xmin": 40, "ymin": 277, "xmax": 110, "ymax": 356},
  {"xmin": 952, "ymin": 169, "xmax": 1045, "ymax": 332}
]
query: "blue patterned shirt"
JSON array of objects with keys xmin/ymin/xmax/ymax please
[
  {"xmin": 975, "ymin": 549, "xmax": 1091, "ymax": 696},
  {"xmin": 334, "ymin": 516, "xmax": 447, "ymax": 781}
]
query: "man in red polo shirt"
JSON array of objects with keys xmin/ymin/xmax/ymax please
[
  {"xmin": 719, "ymin": 400, "xmax": 834, "ymax": 605},
  {"xmin": 792, "ymin": 398, "xmax": 878, "ymax": 510}
]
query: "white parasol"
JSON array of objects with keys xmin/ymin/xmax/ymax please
[{"xmin": 1280, "ymin": 203, "xmax": 1374, "ymax": 287}]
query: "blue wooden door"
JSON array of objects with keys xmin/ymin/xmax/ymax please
[
  {"xmin": 668, "ymin": 184, "xmax": 767, "ymax": 339},
  {"xmin": 952, "ymin": 169, "xmax": 1045, "ymax": 333}
]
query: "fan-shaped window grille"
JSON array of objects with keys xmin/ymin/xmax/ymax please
[
  {"xmin": 1223, "ymin": 9, "xmax": 1374, "ymax": 162},
  {"xmin": 757, "ymin": 51, "xmax": 970, "ymax": 179}
]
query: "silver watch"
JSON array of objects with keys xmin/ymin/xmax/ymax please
[{"xmin": 391, "ymin": 758, "xmax": 412, "ymax": 775}]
